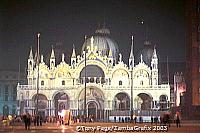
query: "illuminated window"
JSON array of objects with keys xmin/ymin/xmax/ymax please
[
  {"xmin": 62, "ymin": 80, "xmax": 65, "ymax": 85},
  {"xmin": 119, "ymin": 81, "xmax": 122, "ymax": 85},
  {"xmin": 41, "ymin": 81, "xmax": 44, "ymax": 86}
]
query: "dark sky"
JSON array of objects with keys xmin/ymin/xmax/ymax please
[{"xmin": 0, "ymin": 0, "xmax": 185, "ymax": 71}]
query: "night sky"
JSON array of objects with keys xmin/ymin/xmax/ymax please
[{"xmin": 0, "ymin": 0, "xmax": 185, "ymax": 71}]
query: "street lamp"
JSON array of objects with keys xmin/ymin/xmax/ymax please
[
  {"xmin": 130, "ymin": 35, "xmax": 134, "ymax": 122},
  {"xmin": 36, "ymin": 33, "xmax": 40, "ymax": 116},
  {"xmin": 84, "ymin": 35, "xmax": 87, "ymax": 123}
]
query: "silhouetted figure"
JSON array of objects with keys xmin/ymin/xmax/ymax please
[
  {"xmin": 33, "ymin": 116, "xmax": 36, "ymax": 126},
  {"xmin": 139, "ymin": 116, "xmax": 143, "ymax": 123},
  {"xmin": 36, "ymin": 115, "xmax": 39, "ymax": 126},
  {"xmin": 175, "ymin": 114, "xmax": 181, "ymax": 128},
  {"xmin": 114, "ymin": 117, "xmax": 116, "ymax": 122},
  {"xmin": 39, "ymin": 116, "xmax": 42, "ymax": 126},
  {"xmin": 27, "ymin": 113, "xmax": 31, "ymax": 130},
  {"xmin": 134, "ymin": 117, "xmax": 137, "ymax": 124},
  {"xmin": 122, "ymin": 117, "xmax": 124, "ymax": 123},
  {"xmin": 154, "ymin": 116, "xmax": 158, "ymax": 125},
  {"xmin": 151, "ymin": 116, "xmax": 153, "ymax": 125},
  {"xmin": 23, "ymin": 114, "xmax": 28, "ymax": 130}
]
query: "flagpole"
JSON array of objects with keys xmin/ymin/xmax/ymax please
[
  {"xmin": 36, "ymin": 33, "xmax": 40, "ymax": 116},
  {"xmin": 167, "ymin": 56, "xmax": 169, "ymax": 84}
]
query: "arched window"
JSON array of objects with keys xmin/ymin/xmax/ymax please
[
  {"xmin": 29, "ymin": 61, "xmax": 32, "ymax": 66},
  {"xmin": 119, "ymin": 80, "xmax": 122, "ymax": 85},
  {"xmin": 62, "ymin": 80, "xmax": 65, "ymax": 85},
  {"xmin": 140, "ymin": 81, "xmax": 143, "ymax": 85},
  {"xmin": 41, "ymin": 81, "xmax": 44, "ymax": 86},
  {"xmin": 51, "ymin": 61, "xmax": 54, "ymax": 67}
]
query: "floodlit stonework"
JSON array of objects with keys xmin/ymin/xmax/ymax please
[{"xmin": 17, "ymin": 28, "xmax": 170, "ymax": 119}]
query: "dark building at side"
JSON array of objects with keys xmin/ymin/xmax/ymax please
[{"xmin": 186, "ymin": 0, "xmax": 200, "ymax": 119}]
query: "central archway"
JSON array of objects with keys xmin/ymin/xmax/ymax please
[
  {"xmin": 87, "ymin": 102, "xmax": 97, "ymax": 120},
  {"xmin": 78, "ymin": 87, "xmax": 104, "ymax": 119},
  {"xmin": 53, "ymin": 92, "xmax": 70, "ymax": 116}
]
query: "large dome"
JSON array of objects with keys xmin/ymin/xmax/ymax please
[{"xmin": 81, "ymin": 28, "xmax": 119, "ymax": 62}]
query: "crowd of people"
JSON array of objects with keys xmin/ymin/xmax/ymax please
[
  {"xmin": 0, "ymin": 112, "xmax": 181, "ymax": 130},
  {"xmin": 112, "ymin": 112, "xmax": 181, "ymax": 128}
]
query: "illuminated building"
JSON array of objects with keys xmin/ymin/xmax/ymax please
[
  {"xmin": 0, "ymin": 70, "xmax": 25, "ymax": 116},
  {"xmin": 174, "ymin": 72, "xmax": 186, "ymax": 107},
  {"xmin": 17, "ymin": 28, "xmax": 170, "ymax": 119}
]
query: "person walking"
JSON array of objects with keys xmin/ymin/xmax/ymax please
[
  {"xmin": 27, "ymin": 113, "xmax": 31, "ymax": 130},
  {"xmin": 23, "ymin": 114, "xmax": 28, "ymax": 130},
  {"xmin": 175, "ymin": 114, "xmax": 181, "ymax": 128}
]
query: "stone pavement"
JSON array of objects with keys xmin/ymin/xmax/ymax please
[{"xmin": 0, "ymin": 121, "xmax": 199, "ymax": 133}]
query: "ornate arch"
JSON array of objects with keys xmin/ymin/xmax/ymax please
[
  {"xmin": 76, "ymin": 59, "xmax": 108, "ymax": 77},
  {"xmin": 111, "ymin": 68, "xmax": 129, "ymax": 79}
]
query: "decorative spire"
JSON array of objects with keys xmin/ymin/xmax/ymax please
[
  {"xmin": 34, "ymin": 51, "xmax": 37, "ymax": 64},
  {"xmin": 41, "ymin": 55, "xmax": 44, "ymax": 63},
  {"xmin": 129, "ymin": 36, "xmax": 134, "ymax": 68},
  {"xmin": 90, "ymin": 36, "xmax": 94, "ymax": 51},
  {"xmin": 152, "ymin": 45, "xmax": 157, "ymax": 59},
  {"xmin": 71, "ymin": 44, "xmax": 76, "ymax": 58},
  {"xmin": 140, "ymin": 54, "xmax": 143, "ymax": 63},
  {"xmin": 50, "ymin": 45, "xmax": 55, "ymax": 59},
  {"xmin": 108, "ymin": 49, "xmax": 113, "ymax": 58},
  {"xmin": 62, "ymin": 53, "xmax": 65, "ymax": 62},
  {"xmin": 29, "ymin": 47, "xmax": 33, "ymax": 59},
  {"xmin": 129, "ymin": 36, "xmax": 134, "ymax": 59}
]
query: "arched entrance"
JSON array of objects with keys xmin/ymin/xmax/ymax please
[
  {"xmin": 54, "ymin": 92, "xmax": 69, "ymax": 116},
  {"xmin": 114, "ymin": 92, "xmax": 130, "ymax": 110},
  {"xmin": 87, "ymin": 102, "xmax": 97, "ymax": 120},
  {"xmin": 3, "ymin": 105, "xmax": 9, "ymax": 116},
  {"xmin": 137, "ymin": 93, "xmax": 152, "ymax": 110},
  {"xmin": 32, "ymin": 94, "xmax": 48, "ymax": 116},
  {"xmin": 78, "ymin": 87, "xmax": 104, "ymax": 119},
  {"xmin": 159, "ymin": 95, "xmax": 168, "ymax": 110}
]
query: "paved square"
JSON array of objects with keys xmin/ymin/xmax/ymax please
[{"xmin": 0, "ymin": 121, "xmax": 200, "ymax": 133}]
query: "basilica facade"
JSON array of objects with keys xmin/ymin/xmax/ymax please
[{"xmin": 17, "ymin": 28, "xmax": 170, "ymax": 119}]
